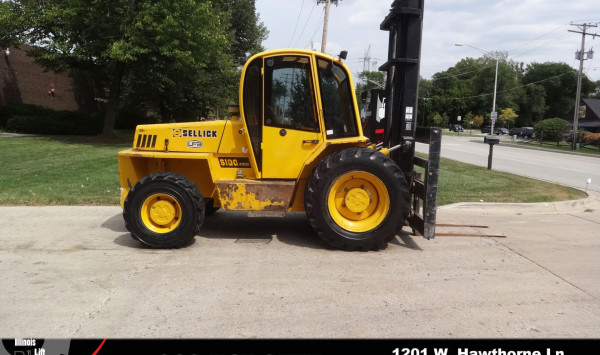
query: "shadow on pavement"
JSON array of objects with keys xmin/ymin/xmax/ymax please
[
  {"xmin": 104, "ymin": 210, "xmax": 422, "ymax": 251},
  {"xmin": 101, "ymin": 213, "xmax": 128, "ymax": 233}
]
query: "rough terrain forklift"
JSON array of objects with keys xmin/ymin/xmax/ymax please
[{"xmin": 118, "ymin": 0, "xmax": 440, "ymax": 251}]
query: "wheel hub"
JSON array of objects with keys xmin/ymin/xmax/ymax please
[
  {"xmin": 140, "ymin": 193, "xmax": 182, "ymax": 233},
  {"xmin": 345, "ymin": 188, "xmax": 370, "ymax": 213},
  {"xmin": 149, "ymin": 199, "xmax": 177, "ymax": 226}
]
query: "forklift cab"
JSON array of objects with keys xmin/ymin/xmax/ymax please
[{"xmin": 239, "ymin": 49, "xmax": 363, "ymax": 179}]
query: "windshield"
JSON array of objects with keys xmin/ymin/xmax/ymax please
[{"xmin": 316, "ymin": 58, "xmax": 358, "ymax": 139}]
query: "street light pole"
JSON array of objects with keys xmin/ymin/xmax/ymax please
[
  {"xmin": 455, "ymin": 43, "xmax": 501, "ymax": 170},
  {"xmin": 455, "ymin": 43, "xmax": 499, "ymax": 135}
]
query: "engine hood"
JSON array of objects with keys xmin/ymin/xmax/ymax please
[{"xmin": 133, "ymin": 120, "xmax": 228, "ymax": 153}]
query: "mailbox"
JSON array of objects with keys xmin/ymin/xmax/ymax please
[
  {"xmin": 484, "ymin": 135, "xmax": 500, "ymax": 170},
  {"xmin": 484, "ymin": 135, "xmax": 500, "ymax": 145}
]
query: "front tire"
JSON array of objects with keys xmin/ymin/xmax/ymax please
[
  {"xmin": 123, "ymin": 172, "xmax": 204, "ymax": 248},
  {"xmin": 304, "ymin": 147, "xmax": 410, "ymax": 251}
]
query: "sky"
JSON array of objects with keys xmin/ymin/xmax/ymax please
[{"xmin": 255, "ymin": 0, "xmax": 600, "ymax": 83}]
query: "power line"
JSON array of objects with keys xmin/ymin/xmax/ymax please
[
  {"xmin": 288, "ymin": 0, "xmax": 306, "ymax": 47},
  {"xmin": 511, "ymin": 32, "xmax": 576, "ymax": 60},
  {"xmin": 443, "ymin": 72, "xmax": 572, "ymax": 101},
  {"xmin": 292, "ymin": 1, "xmax": 317, "ymax": 48},
  {"xmin": 507, "ymin": 22, "xmax": 570, "ymax": 53},
  {"xmin": 306, "ymin": 9, "xmax": 324, "ymax": 49},
  {"xmin": 438, "ymin": 23, "xmax": 583, "ymax": 81}
]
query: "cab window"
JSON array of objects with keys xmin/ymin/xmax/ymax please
[
  {"xmin": 263, "ymin": 56, "xmax": 319, "ymax": 132},
  {"xmin": 316, "ymin": 58, "xmax": 358, "ymax": 138},
  {"xmin": 242, "ymin": 57, "xmax": 263, "ymax": 170}
]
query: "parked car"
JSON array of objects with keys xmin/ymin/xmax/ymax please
[
  {"xmin": 480, "ymin": 126, "xmax": 506, "ymax": 135},
  {"xmin": 519, "ymin": 127, "xmax": 534, "ymax": 139},
  {"xmin": 509, "ymin": 127, "xmax": 522, "ymax": 136},
  {"xmin": 450, "ymin": 124, "xmax": 464, "ymax": 132},
  {"xmin": 508, "ymin": 127, "xmax": 533, "ymax": 138}
]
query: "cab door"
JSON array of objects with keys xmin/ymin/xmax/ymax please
[{"xmin": 261, "ymin": 54, "xmax": 322, "ymax": 179}]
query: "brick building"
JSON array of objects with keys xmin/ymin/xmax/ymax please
[{"xmin": 0, "ymin": 46, "xmax": 82, "ymax": 111}]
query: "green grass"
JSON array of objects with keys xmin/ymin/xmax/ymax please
[
  {"xmin": 0, "ymin": 134, "xmax": 131, "ymax": 205},
  {"xmin": 416, "ymin": 154, "xmax": 586, "ymax": 206},
  {"xmin": 0, "ymin": 135, "xmax": 588, "ymax": 206},
  {"xmin": 503, "ymin": 139, "xmax": 600, "ymax": 156},
  {"xmin": 442, "ymin": 130, "xmax": 481, "ymax": 137}
]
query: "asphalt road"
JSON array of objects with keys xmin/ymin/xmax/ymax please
[{"xmin": 416, "ymin": 134, "xmax": 600, "ymax": 192}]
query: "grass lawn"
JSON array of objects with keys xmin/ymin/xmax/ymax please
[
  {"xmin": 0, "ymin": 135, "xmax": 131, "ymax": 205},
  {"xmin": 428, "ymin": 156, "xmax": 586, "ymax": 205},
  {"xmin": 442, "ymin": 130, "xmax": 481, "ymax": 137},
  {"xmin": 0, "ymin": 134, "xmax": 587, "ymax": 206},
  {"xmin": 502, "ymin": 139, "xmax": 600, "ymax": 156}
]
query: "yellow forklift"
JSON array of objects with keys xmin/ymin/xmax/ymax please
[{"xmin": 118, "ymin": 0, "xmax": 440, "ymax": 251}]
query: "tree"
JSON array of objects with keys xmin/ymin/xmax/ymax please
[
  {"xmin": 590, "ymin": 80, "xmax": 600, "ymax": 100},
  {"xmin": 518, "ymin": 84, "xmax": 546, "ymax": 126},
  {"xmin": 432, "ymin": 112, "xmax": 448, "ymax": 128},
  {"xmin": 214, "ymin": 0, "xmax": 269, "ymax": 60},
  {"xmin": 522, "ymin": 62, "xmax": 596, "ymax": 119},
  {"xmin": 472, "ymin": 115, "xmax": 483, "ymax": 129},
  {"xmin": 464, "ymin": 111, "xmax": 474, "ymax": 132},
  {"xmin": 429, "ymin": 54, "xmax": 523, "ymax": 125},
  {"xmin": 499, "ymin": 108, "xmax": 518, "ymax": 129},
  {"xmin": 1, "ymin": 0, "xmax": 242, "ymax": 135}
]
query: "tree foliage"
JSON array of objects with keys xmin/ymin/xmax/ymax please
[
  {"xmin": 1, "ymin": 0, "xmax": 267, "ymax": 134},
  {"xmin": 472, "ymin": 114, "xmax": 483, "ymax": 128},
  {"xmin": 522, "ymin": 62, "xmax": 595, "ymax": 120},
  {"xmin": 499, "ymin": 107, "xmax": 518, "ymax": 128},
  {"xmin": 418, "ymin": 53, "xmax": 596, "ymax": 129}
]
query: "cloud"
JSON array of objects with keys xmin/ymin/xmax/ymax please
[{"xmin": 256, "ymin": 0, "xmax": 600, "ymax": 81}]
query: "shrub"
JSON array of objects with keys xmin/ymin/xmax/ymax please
[
  {"xmin": 0, "ymin": 103, "xmax": 54, "ymax": 128},
  {"xmin": 583, "ymin": 132, "xmax": 600, "ymax": 145},
  {"xmin": 115, "ymin": 108, "xmax": 162, "ymax": 129},
  {"xmin": 534, "ymin": 118, "xmax": 568, "ymax": 143},
  {"xmin": 6, "ymin": 111, "xmax": 103, "ymax": 135}
]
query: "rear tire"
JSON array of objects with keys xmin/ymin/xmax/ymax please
[
  {"xmin": 304, "ymin": 147, "xmax": 410, "ymax": 251},
  {"xmin": 124, "ymin": 172, "xmax": 204, "ymax": 248}
]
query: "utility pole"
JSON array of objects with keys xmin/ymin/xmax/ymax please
[
  {"xmin": 317, "ymin": 0, "xmax": 340, "ymax": 53},
  {"xmin": 569, "ymin": 23, "xmax": 598, "ymax": 150}
]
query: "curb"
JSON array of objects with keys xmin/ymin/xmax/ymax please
[
  {"xmin": 461, "ymin": 137, "xmax": 600, "ymax": 158},
  {"xmin": 439, "ymin": 190, "xmax": 600, "ymax": 213}
]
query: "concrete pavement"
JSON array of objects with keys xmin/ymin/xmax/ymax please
[{"xmin": 1, "ymin": 192, "xmax": 599, "ymax": 338}]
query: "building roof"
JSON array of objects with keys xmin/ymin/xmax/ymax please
[{"xmin": 582, "ymin": 98, "xmax": 600, "ymax": 120}]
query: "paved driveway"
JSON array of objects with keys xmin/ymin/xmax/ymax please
[{"xmin": 1, "ymin": 193, "xmax": 599, "ymax": 338}]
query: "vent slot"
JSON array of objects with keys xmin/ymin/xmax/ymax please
[{"xmin": 136, "ymin": 134, "xmax": 158, "ymax": 148}]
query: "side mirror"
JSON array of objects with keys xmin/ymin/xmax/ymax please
[{"xmin": 338, "ymin": 50, "xmax": 348, "ymax": 60}]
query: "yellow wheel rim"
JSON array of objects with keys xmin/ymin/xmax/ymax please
[
  {"xmin": 140, "ymin": 193, "xmax": 182, "ymax": 234},
  {"xmin": 327, "ymin": 171, "xmax": 390, "ymax": 233}
]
